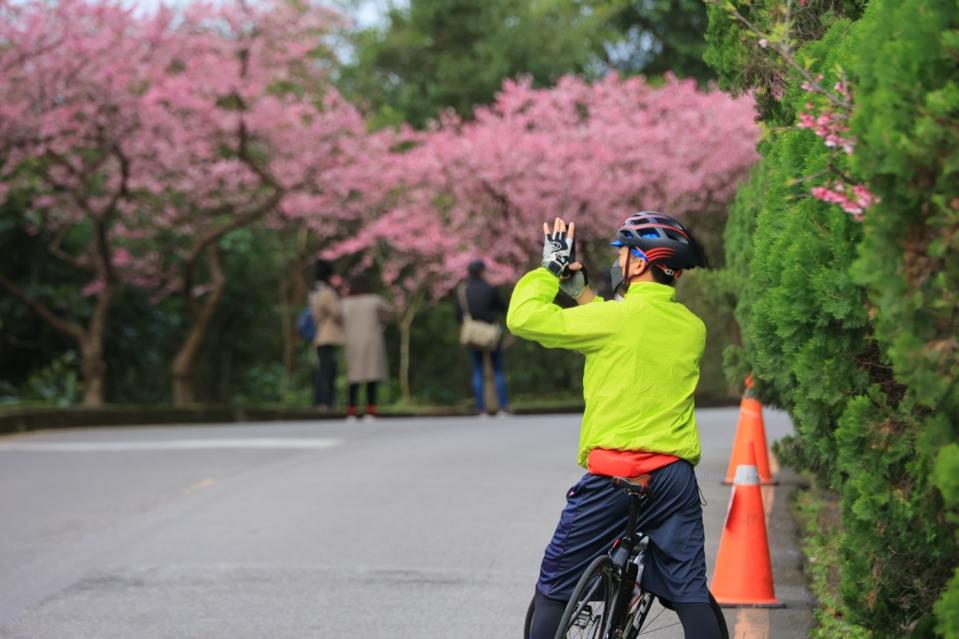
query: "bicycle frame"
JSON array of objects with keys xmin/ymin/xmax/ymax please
[{"xmin": 603, "ymin": 490, "xmax": 651, "ymax": 638}]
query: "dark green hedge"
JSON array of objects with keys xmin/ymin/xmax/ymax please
[{"xmin": 706, "ymin": 1, "xmax": 958, "ymax": 636}]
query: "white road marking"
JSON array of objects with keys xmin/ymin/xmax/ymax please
[{"xmin": 0, "ymin": 438, "xmax": 341, "ymax": 452}]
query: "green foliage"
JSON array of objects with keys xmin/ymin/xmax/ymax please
[
  {"xmin": 603, "ymin": 0, "xmax": 715, "ymax": 80},
  {"xmin": 677, "ymin": 269, "xmax": 738, "ymax": 401},
  {"xmin": 340, "ymin": 0, "xmax": 717, "ymax": 128},
  {"xmin": 847, "ymin": 2, "xmax": 959, "ymax": 633},
  {"xmin": 0, "ymin": 201, "xmax": 92, "ymax": 400},
  {"xmin": 794, "ymin": 486, "xmax": 873, "ymax": 638},
  {"xmin": 233, "ymin": 361, "xmax": 312, "ymax": 405},
  {"xmin": 704, "ymin": 0, "xmax": 866, "ymax": 121},
  {"xmin": 339, "ymin": 0, "xmax": 609, "ymax": 128},
  {"xmin": 724, "ymin": 129, "xmax": 872, "ymax": 482},
  {"xmin": 936, "ymin": 566, "xmax": 959, "ymax": 638},
  {"xmin": 2, "ymin": 351, "xmax": 80, "ymax": 406},
  {"xmin": 707, "ymin": 0, "xmax": 959, "ymax": 635}
]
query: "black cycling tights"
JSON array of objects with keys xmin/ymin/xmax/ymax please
[
  {"xmin": 528, "ymin": 593, "xmax": 565, "ymax": 639},
  {"xmin": 672, "ymin": 601, "xmax": 723, "ymax": 639},
  {"xmin": 528, "ymin": 593, "xmax": 722, "ymax": 639}
]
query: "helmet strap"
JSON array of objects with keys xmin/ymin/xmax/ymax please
[
  {"xmin": 624, "ymin": 248, "xmax": 683, "ymax": 285},
  {"xmin": 623, "ymin": 249, "xmax": 651, "ymax": 288}
]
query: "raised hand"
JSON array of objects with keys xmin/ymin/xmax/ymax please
[
  {"xmin": 560, "ymin": 261, "xmax": 590, "ymax": 300},
  {"xmin": 542, "ymin": 217, "xmax": 576, "ymax": 278}
]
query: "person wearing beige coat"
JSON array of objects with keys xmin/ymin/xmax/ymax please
[
  {"xmin": 341, "ymin": 273, "xmax": 393, "ymax": 419},
  {"xmin": 310, "ymin": 259, "xmax": 345, "ymax": 409}
]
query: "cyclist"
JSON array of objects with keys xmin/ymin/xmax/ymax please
[{"xmin": 507, "ymin": 213, "xmax": 722, "ymax": 639}]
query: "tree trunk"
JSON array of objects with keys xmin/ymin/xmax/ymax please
[
  {"xmin": 280, "ymin": 259, "xmax": 311, "ymax": 375},
  {"xmin": 78, "ymin": 331, "xmax": 106, "ymax": 407},
  {"xmin": 279, "ymin": 276, "xmax": 295, "ymax": 374},
  {"xmin": 398, "ymin": 300, "xmax": 420, "ymax": 403},
  {"xmin": 0, "ymin": 250, "xmax": 113, "ymax": 407},
  {"xmin": 79, "ymin": 270, "xmax": 113, "ymax": 406},
  {"xmin": 171, "ymin": 245, "xmax": 226, "ymax": 406}
]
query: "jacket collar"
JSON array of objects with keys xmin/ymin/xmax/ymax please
[{"xmin": 624, "ymin": 281, "xmax": 676, "ymax": 301}]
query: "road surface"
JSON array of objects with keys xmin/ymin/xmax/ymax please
[{"xmin": 0, "ymin": 409, "xmax": 813, "ymax": 638}]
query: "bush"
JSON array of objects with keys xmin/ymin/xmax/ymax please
[{"xmin": 706, "ymin": 1, "xmax": 959, "ymax": 635}]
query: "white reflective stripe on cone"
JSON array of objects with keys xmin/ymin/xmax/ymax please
[{"xmin": 735, "ymin": 464, "xmax": 760, "ymax": 486}]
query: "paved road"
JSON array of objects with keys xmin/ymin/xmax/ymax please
[{"xmin": 0, "ymin": 409, "xmax": 812, "ymax": 638}]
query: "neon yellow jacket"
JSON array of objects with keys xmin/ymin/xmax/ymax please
[{"xmin": 506, "ymin": 268, "xmax": 705, "ymax": 468}]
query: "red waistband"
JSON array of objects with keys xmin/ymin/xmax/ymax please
[{"xmin": 587, "ymin": 448, "xmax": 679, "ymax": 477}]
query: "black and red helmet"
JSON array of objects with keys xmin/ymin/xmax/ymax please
[{"xmin": 609, "ymin": 211, "xmax": 707, "ymax": 273}]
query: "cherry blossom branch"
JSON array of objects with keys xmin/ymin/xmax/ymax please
[
  {"xmin": 0, "ymin": 273, "xmax": 85, "ymax": 341},
  {"xmin": 708, "ymin": 0, "xmax": 851, "ymax": 110},
  {"xmin": 48, "ymin": 224, "xmax": 92, "ymax": 272},
  {"xmin": 707, "ymin": 1, "xmax": 879, "ymax": 219},
  {"xmin": 1, "ymin": 33, "xmax": 65, "ymax": 74}
]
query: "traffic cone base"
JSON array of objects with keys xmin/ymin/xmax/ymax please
[
  {"xmin": 722, "ymin": 477, "xmax": 779, "ymax": 486},
  {"xmin": 715, "ymin": 599, "xmax": 786, "ymax": 608},
  {"xmin": 710, "ymin": 443, "xmax": 784, "ymax": 608}
]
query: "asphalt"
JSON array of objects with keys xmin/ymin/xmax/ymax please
[{"xmin": 0, "ymin": 409, "xmax": 813, "ymax": 638}]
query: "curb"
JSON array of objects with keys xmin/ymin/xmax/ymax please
[{"xmin": 0, "ymin": 395, "xmax": 738, "ymax": 435}]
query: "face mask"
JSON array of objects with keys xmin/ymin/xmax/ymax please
[{"xmin": 609, "ymin": 259, "xmax": 624, "ymax": 297}]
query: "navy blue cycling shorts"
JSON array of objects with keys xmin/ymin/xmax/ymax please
[{"xmin": 536, "ymin": 460, "xmax": 710, "ymax": 604}]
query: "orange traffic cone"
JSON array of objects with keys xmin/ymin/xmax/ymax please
[
  {"xmin": 724, "ymin": 377, "xmax": 775, "ymax": 485},
  {"xmin": 710, "ymin": 441, "xmax": 783, "ymax": 607}
]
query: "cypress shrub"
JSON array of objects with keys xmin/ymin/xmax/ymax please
[{"xmin": 706, "ymin": 1, "xmax": 958, "ymax": 635}]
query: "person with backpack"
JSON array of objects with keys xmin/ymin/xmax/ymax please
[
  {"xmin": 508, "ymin": 214, "xmax": 724, "ymax": 639},
  {"xmin": 308, "ymin": 259, "xmax": 344, "ymax": 410}
]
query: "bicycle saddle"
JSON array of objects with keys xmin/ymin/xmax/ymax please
[{"xmin": 611, "ymin": 474, "xmax": 651, "ymax": 495}]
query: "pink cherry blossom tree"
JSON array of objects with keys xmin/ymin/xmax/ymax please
[
  {"xmin": 271, "ymin": 128, "xmax": 396, "ymax": 378},
  {"xmin": 0, "ymin": 0, "xmax": 181, "ymax": 405},
  {"xmin": 322, "ymin": 132, "xmax": 460, "ymax": 401},
  {"xmin": 0, "ymin": 0, "xmax": 365, "ymax": 405},
  {"xmin": 421, "ymin": 74, "xmax": 760, "ymax": 275},
  {"xmin": 133, "ymin": 0, "xmax": 366, "ymax": 404}
]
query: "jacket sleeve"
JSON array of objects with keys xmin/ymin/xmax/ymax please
[
  {"xmin": 316, "ymin": 288, "xmax": 341, "ymax": 324},
  {"xmin": 506, "ymin": 268, "xmax": 614, "ymax": 353},
  {"xmin": 309, "ymin": 290, "xmax": 323, "ymax": 321}
]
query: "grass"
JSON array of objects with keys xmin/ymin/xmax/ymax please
[{"xmin": 793, "ymin": 481, "xmax": 873, "ymax": 639}]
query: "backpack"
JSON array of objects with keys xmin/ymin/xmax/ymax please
[{"xmin": 297, "ymin": 307, "xmax": 317, "ymax": 343}]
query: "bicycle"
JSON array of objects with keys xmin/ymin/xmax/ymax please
[{"xmin": 523, "ymin": 475, "xmax": 729, "ymax": 639}]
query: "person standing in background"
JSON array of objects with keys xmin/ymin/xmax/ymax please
[
  {"xmin": 455, "ymin": 259, "xmax": 510, "ymax": 417},
  {"xmin": 341, "ymin": 273, "xmax": 393, "ymax": 421},
  {"xmin": 310, "ymin": 259, "xmax": 344, "ymax": 410}
]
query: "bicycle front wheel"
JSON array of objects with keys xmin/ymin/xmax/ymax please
[{"xmin": 555, "ymin": 555, "xmax": 617, "ymax": 639}]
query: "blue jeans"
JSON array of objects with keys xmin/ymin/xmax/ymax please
[{"xmin": 469, "ymin": 348, "xmax": 508, "ymax": 413}]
